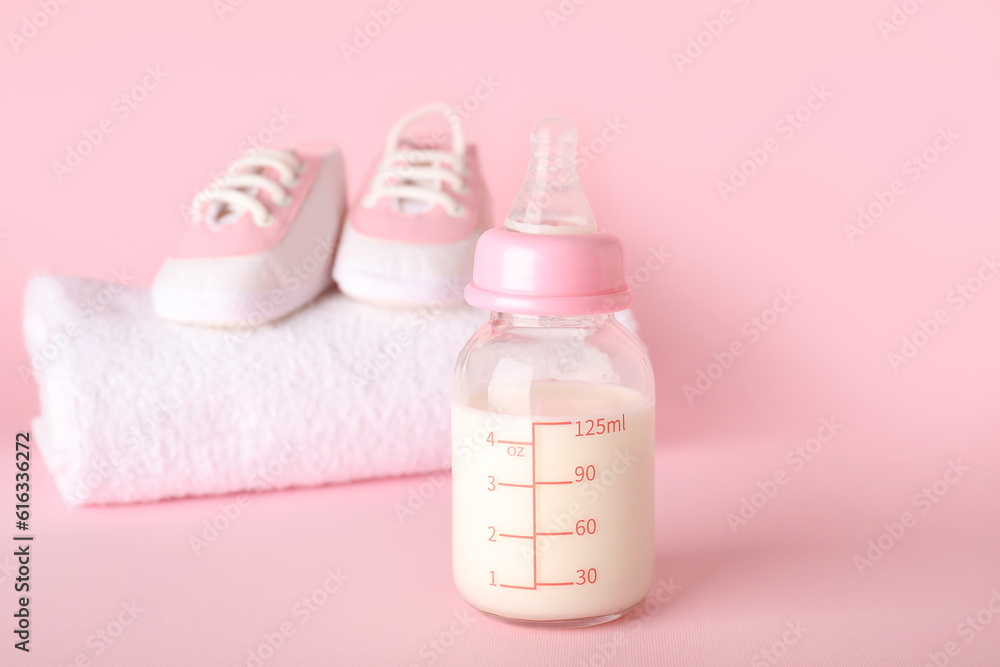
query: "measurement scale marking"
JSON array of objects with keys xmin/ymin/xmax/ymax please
[
  {"xmin": 531, "ymin": 422, "xmax": 573, "ymax": 590},
  {"xmin": 532, "ymin": 423, "xmax": 537, "ymax": 588},
  {"xmin": 530, "ymin": 421, "xmax": 573, "ymax": 591},
  {"xmin": 493, "ymin": 420, "xmax": 580, "ymax": 592}
]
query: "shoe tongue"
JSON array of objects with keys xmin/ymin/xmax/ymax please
[
  {"xmin": 397, "ymin": 132, "xmax": 452, "ymax": 153},
  {"xmin": 204, "ymin": 200, "xmax": 248, "ymax": 227},
  {"xmin": 395, "ymin": 136, "xmax": 451, "ymax": 159},
  {"xmin": 394, "ymin": 198, "xmax": 434, "ymax": 215}
]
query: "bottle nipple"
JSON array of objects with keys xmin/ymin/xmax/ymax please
[{"xmin": 504, "ymin": 115, "xmax": 598, "ymax": 235}]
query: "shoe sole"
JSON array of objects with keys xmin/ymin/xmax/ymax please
[{"xmin": 332, "ymin": 224, "xmax": 479, "ymax": 307}]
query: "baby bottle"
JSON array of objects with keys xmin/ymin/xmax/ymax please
[{"xmin": 452, "ymin": 116, "xmax": 655, "ymax": 627}]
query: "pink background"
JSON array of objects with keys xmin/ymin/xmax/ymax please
[{"xmin": 2, "ymin": 0, "xmax": 999, "ymax": 665}]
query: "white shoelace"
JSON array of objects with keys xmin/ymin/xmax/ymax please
[
  {"xmin": 191, "ymin": 149, "xmax": 303, "ymax": 228},
  {"xmin": 360, "ymin": 103, "xmax": 469, "ymax": 217}
]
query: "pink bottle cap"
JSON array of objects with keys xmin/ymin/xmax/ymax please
[{"xmin": 465, "ymin": 115, "xmax": 633, "ymax": 316}]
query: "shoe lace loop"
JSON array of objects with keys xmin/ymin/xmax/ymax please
[
  {"xmin": 361, "ymin": 103, "xmax": 468, "ymax": 217},
  {"xmin": 192, "ymin": 149, "xmax": 302, "ymax": 228}
]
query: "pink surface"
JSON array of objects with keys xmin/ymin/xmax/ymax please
[{"xmin": 1, "ymin": 0, "xmax": 999, "ymax": 665}]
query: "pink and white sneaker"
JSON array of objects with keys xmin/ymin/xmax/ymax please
[
  {"xmin": 332, "ymin": 103, "xmax": 491, "ymax": 306},
  {"xmin": 153, "ymin": 145, "xmax": 346, "ymax": 326}
]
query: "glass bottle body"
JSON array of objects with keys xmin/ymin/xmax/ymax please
[{"xmin": 452, "ymin": 312, "xmax": 655, "ymax": 627}]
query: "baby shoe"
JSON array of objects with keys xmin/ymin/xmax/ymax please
[
  {"xmin": 333, "ymin": 103, "xmax": 491, "ymax": 306},
  {"xmin": 153, "ymin": 145, "xmax": 346, "ymax": 326}
]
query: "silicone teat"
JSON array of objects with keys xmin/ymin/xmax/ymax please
[{"xmin": 504, "ymin": 115, "xmax": 597, "ymax": 235}]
